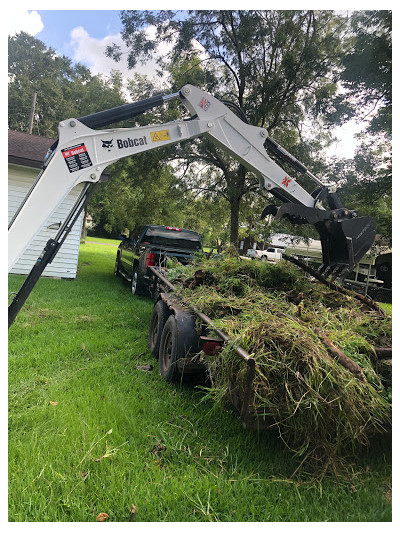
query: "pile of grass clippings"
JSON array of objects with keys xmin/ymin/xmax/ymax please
[{"xmin": 166, "ymin": 256, "xmax": 392, "ymax": 471}]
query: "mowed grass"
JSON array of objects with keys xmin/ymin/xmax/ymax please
[
  {"xmin": 85, "ymin": 235, "xmax": 121, "ymax": 246},
  {"xmin": 8, "ymin": 240, "xmax": 392, "ymax": 522}
]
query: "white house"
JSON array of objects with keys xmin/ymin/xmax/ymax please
[{"xmin": 8, "ymin": 130, "xmax": 107, "ymax": 279}]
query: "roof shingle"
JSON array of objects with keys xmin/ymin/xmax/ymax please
[
  {"xmin": 8, "ymin": 130, "xmax": 55, "ymax": 169},
  {"xmin": 8, "ymin": 130, "xmax": 109, "ymax": 180}
]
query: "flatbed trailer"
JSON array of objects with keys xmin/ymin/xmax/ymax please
[
  {"xmin": 146, "ymin": 261, "xmax": 392, "ymax": 430},
  {"xmin": 147, "ymin": 265, "xmax": 264, "ymax": 429}
]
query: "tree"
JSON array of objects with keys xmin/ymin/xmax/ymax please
[
  {"xmin": 107, "ymin": 10, "xmax": 349, "ymax": 246},
  {"xmin": 8, "ymin": 32, "xmax": 126, "ymax": 137},
  {"xmin": 89, "ymin": 157, "xmax": 183, "ymax": 237},
  {"xmin": 328, "ymin": 11, "xmax": 391, "ymax": 135},
  {"xmin": 327, "ymin": 11, "xmax": 392, "ymax": 246}
]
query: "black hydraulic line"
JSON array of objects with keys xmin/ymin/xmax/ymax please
[
  {"xmin": 221, "ymin": 100, "xmax": 249, "ymax": 124},
  {"xmin": 8, "ymin": 183, "xmax": 96, "ymax": 328},
  {"xmin": 264, "ymin": 137, "xmax": 308, "ymax": 174},
  {"xmin": 53, "ymin": 183, "xmax": 93, "ymax": 242},
  {"xmin": 8, "ymin": 239, "xmax": 61, "ymax": 328},
  {"xmin": 77, "ymin": 94, "xmax": 166, "ymax": 129}
]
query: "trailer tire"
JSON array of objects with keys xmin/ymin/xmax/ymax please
[
  {"xmin": 148, "ymin": 300, "xmax": 170, "ymax": 358},
  {"xmin": 159, "ymin": 315, "xmax": 181, "ymax": 383}
]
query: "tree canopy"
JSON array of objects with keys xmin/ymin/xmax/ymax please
[
  {"xmin": 8, "ymin": 32, "xmax": 126, "ymax": 138},
  {"xmin": 8, "ymin": 10, "xmax": 391, "ymax": 248},
  {"xmin": 106, "ymin": 10, "xmax": 352, "ymax": 244},
  {"xmin": 106, "ymin": 9, "xmax": 391, "ymax": 247},
  {"xmin": 327, "ymin": 11, "xmax": 392, "ymax": 246}
]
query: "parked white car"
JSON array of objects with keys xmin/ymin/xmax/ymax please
[{"xmin": 247, "ymin": 246, "xmax": 283, "ymax": 262}]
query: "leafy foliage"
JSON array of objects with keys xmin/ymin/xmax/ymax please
[
  {"xmin": 107, "ymin": 10, "xmax": 350, "ymax": 245},
  {"xmin": 326, "ymin": 11, "xmax": 392, "ymax": 245},
  {"xmin": 8, "ymin": 32, "xmax": 126, "ymax": 137}
]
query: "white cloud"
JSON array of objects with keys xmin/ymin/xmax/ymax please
[
  {"xmin": 7, "ymin": 10, "xmax": 43, "ymax": 37},
  {"xmin": 69, "ymin": 26, "xmax": 172, "ymax": 92}
]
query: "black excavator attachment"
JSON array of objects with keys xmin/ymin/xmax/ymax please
[
  {"xmin": 261, "ymin": 201, "xmax": 376, "ymax": 282},
  {"xmin": 315, "ymin": 214, "xmax": 376, "ymax": 280},
  {"xmin": 262, "ymin": 136, "xmax": 377, "ymax": 281}
]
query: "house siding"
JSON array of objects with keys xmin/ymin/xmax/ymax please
[{"xmin": 8, "ymin": 164, "xmax": 84, "ymax": 278}]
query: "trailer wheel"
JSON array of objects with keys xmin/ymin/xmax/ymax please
[
  {"xmin": 148, "ymin": 300, "xmax": 170, "ymax": 358},
  {"xmin": 159, "ymin": 315, "xmax": 181, "ymax": 383}
]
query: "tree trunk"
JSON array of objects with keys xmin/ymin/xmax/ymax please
[
  {"xmin": 229, "ymin": 195, "xmax": 240, "ymax": 247},
  {"xmin": 80, "ymin": 207, "xmax": 88, "ymax": 243},
  {"xmin": 226, "ymin": 165, "xmax": 247, "ymax": 248}
]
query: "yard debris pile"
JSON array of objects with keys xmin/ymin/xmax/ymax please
[{"xmin": 166, "ymin": 257, "xmax": 392, "ymax": 468}]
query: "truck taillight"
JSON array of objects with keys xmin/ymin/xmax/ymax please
[
  {"xmin": 146, "ymin": 252, "xmax": 156, "ymax": 267},
  {"xmin": 201, "ymin": 340, "xmax": 223, "ymax": 356}
]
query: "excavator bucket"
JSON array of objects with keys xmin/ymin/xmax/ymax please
[
  {"xmin": 315, "ymin": 216, "xmax": 377, "ymax": 280},
  {"xmin": 262, "ymin": 203, "xmax": 377, "ymax": 281}
]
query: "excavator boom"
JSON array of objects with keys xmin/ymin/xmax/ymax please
[{"xmin": 8, "ymin": 85, "xmax": 376, "ymax": 327}]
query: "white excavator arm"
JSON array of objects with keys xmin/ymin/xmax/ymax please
[
  {"xmin": 9, "ymin": 84, "xmax": 318, "ymax": 271},
  {"xmin": 8, "ymin": 85, "xmax": 376, "ymax": 327}
]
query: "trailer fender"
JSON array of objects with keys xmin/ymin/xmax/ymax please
[
  {"xmin": 148, "ymin": 299, "xmax": 171, "ymax": 358},
  {"xmin": 157, "ymin": 293, "xmax": 202, "ymax": 381}
]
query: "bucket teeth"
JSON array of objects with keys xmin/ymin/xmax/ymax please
[
  {"xmin": 318, "ymin": 263, "xmax": 350, "ymax": 283},
  {"xmin": 330, "ymin": 264, "xmax": 346, "ymax": 282},
  {"xmin": 318, "ymin": 264, "xmax": 331, "ymax": 277}
]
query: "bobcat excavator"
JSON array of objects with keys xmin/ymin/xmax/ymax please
[{"xmin": 8, "ymin": 85, "xmax": 376, "ymax": 328}]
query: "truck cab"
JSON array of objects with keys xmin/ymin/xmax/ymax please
[{"xmin": 115, "ymin": 225, "xmax": 202, "ymax": 295}]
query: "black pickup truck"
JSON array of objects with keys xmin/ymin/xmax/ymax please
[{"xmin": 114, "ymin": 225, "xmax": 202, "ymax": 295}]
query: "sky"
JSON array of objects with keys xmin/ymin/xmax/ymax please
[
  {"xmin": 7, "ymin": 5, "xmax": 379, "ymax": 159},
  {"xmin": 7, "ymin": 9, "xmax": 167, "ymax": 83}
]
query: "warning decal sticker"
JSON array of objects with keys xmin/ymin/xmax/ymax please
[
  {"xmin": 61, "ymin": 143, "xmax": 93, "ymax": 173},
  {"xmin": 199, "ymin": 98, "xmax": 211, "ymax": 111},
  {"xmin": 150, "ymin": 130, "xmax": 171, "ymax": 142}
]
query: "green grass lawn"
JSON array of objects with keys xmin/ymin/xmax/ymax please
[
  {"xmin": 8, "ymin": 240, "xmax": 392, "ymax": 522},
  {"xmin": 85, "ymin": 235, "xmax": 121, "ymax": 246}
]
